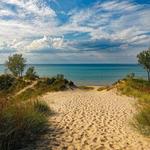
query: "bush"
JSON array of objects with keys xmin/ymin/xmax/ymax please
[
  {"xmin": 25, "ymin": 66, "xmax": 38, "ymax": 80},
  {"xmin": 44, "ymin": 77, "xmax": 56, "ymax": 85},
  {"xmin": 56, "ymin": 74, "xmax": 64, "ymax": 80},
  {"xmin": 36, "ymin": 76, "xmax": 75, "ymax": 92},
  {"xmin": 126, "ymin": 73, "xmax": 135, "ymax": 80},
  {"xmin": 0, "ymin": 74, "xmax": 15, "ymax": 91}
]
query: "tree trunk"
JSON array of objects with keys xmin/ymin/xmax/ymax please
[{"xmin": 147, "ymin": 71, "xmax": 150, "ymax": 81}]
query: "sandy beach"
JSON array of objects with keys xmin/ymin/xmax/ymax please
[{"xmin": 26, "ymin": 87, "xmax": 150, "ymax": 150}]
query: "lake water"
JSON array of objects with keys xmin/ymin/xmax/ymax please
[{"xmin": 0, "ymin": 64, "xmax": 147, "ymax": 85}]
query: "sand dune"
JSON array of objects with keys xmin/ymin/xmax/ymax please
[{"xmin": 26, "ymin": 88, "xmax": 150, "ymax": 150}]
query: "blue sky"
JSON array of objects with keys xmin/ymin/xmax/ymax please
[{"xmin": 0, "ymin": 0, "xmax": 150, "ymax": 64}]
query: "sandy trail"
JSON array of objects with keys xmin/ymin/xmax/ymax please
[
  {"xmin": 15, "ymin": 81, "xmax": 37, "ymax": 96},
  {"xmin": 28, "ymin": 88, "xmax": 150, "ymax": 150}
]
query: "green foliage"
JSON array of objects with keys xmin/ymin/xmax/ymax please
[
  {"xmin": 15, "ymin": 76, "xmax": 75, "ymax": 101},
  {"xmin": 135, "ymin": 108, "xmax": 150, "ymax": 136},
  {"xmin": 117, "ymin": 78, "xmax": 150, "ymax": 136},
  {"xmin": 137, "ymin": 48, "xmax": 150, "ymax": 81},
  {"xmin": 0, "ymin": 74, "xmax": 31, "ymax": 99},
  {"xmin": 25, "ymin": 66, "xmax": 38, "ymax": 80},
  {"xmin": 126, "ymin": 73, "xmax": 135, "ymax": 80},
  {"xmin": 0, "ymin": 100, "xmax": 49, "ymax": 150},
  {"xmin": 5, "ymin": 54, "xmax": 26, "ymax": 77},
  {"xmin": 10, "ymin": 79, "xmax": 31, "ymax": 94},
  {"xmin": 37, "ymin": 75, "xmax": 75, "ymax": 92},
  {"xmin": 0, "ymin": 74, "xmax": 15, "ymax": 91}
]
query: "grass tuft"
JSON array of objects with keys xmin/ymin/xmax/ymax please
[
  {"xmin": 78, "ymin": 86, "xmax": 94, "ymax": 90},
  {"xmin": 0, "ymin": 100, "xmax": 49, "ymax": 150},
  {"xmin": 34, "ymin": 100, "xmax": 51, "ymax": 115}
]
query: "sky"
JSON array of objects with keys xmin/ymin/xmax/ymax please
[{"xmin": 0, "ymin": 0, "xmax": 150, "ymax": 64}]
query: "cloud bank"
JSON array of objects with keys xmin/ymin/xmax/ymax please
[{"xmin": 0, "ymin": 0, "xmax": 150, "ymax": 63}]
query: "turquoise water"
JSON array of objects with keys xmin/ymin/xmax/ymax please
[{"xmin": 0, "ymin": 64, "xmax": 147, "ymax": 85}]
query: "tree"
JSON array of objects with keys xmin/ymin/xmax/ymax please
[
  {"xmin": 25, "ymin": 66, "xmax": 38, "ymax": 80},
  {"xmin": 137, "ymin": 48, "xmax": 150, "ymax": 81},
  {"xmin": 5, "ymin": 54, "xmax": 26, "ymax": 77}
]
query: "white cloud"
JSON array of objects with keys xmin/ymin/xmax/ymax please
[
  {"xmin": 0, "ymin": 9, "xmax": 14, "ymax": 16},
  {"xmin": 0, "ymin": 0, "xmax": 58, "ymax": 42},
  {"xmin": 99, "ymin": 1, "xmax": 138, "ymax": 12},
  {"xmin": 25, "ymin": 36, "xmax": 65, "ymax": 52},
  {"xmin": 0, "ymin": 0, "xmax": 150, "ymax": 63},
  {"xmin": 1, "ymin": 0, "xmax": 56, "ymax": 16},
  {"xmin": 63, "ymin": 0, "xmax": 150, "ymax": 45}
]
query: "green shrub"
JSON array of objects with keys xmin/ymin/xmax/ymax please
[
  {"xmin": 25, "ymin": 66, "xmax": 39, "ymax": 80},
  {"xmin": 45, "ymin": 77, "xmax": 55, "ymax": 85},
  {"xmin": 0, "ymin": 74, "xmax": 15, "ymax": 91},
  {"xmin": 56, "ymin": 74, "xmax": 64, "ymax": 80},
  {"xmin": 126, "ymin": 73, "xmax": 135, "ymax": 80}
]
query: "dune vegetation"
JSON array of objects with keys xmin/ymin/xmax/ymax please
[
  {"xmin": 117, "ymin": 48, "xmax": 150, "ymax": 136},
  {"xmin": 0, "ymin": 54, "xmax": 75, "ymax": 150},
  {"xmin": 78, "ymin": 86, "xmax": 94, "ymax": 90},
  {"xmin": 15, "ymin": 75, "xmax": 76, "ymax": 101},
  {"xmin": 0, "ymin": 74, "xmax": 75, "ymax": 150},
  {"xmin": 117, "ymin": 76, "xmax": 150, "ymax": 136}
]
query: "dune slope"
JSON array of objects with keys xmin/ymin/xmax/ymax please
[{"xmin": 25, "ymin": 89, "xmax": 150, "ymax": 150}]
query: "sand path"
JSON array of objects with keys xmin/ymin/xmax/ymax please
[
  {"xmin": 29, "ymin": 88, "xmax": 150, "ymax": 150},
  {"xmin": 15, "ymin": 81, "xmax": 37, "ymax": 96}
]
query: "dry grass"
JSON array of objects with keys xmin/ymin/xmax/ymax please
[
  {"xmin": 0, "ymin": 99, "xmax": 50, "ymax": 150},
  {"xmin": 78, "ymin": 86, "xmax": 94, "ymax": 90},
  {"xmin": 97, "ymin": 86, "xmax": 113, "ymax": 91}
]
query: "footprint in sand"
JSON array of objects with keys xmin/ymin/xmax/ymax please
[{"xmin": 25, "ymin": 89, "xmax": 150, "ymax": 150}]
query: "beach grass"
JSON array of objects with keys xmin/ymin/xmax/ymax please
[
  {"xmin": 0, "ymin": 99, "xmax": 49, "ymax": 150},
  {"xmin": 117, "ymin": 77, "xmax": 150, "ymax": 136},
  {"xmin": 97, "ymin": 86, "xmax": 113, "ymax": 91}
]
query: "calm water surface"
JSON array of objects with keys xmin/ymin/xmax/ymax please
[{"xmin": 0, "ymin": 64, "xmax": 146, "ymax": 85}]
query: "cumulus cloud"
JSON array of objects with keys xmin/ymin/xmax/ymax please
[
  {"xmin": 25, "ymin": 36, "xmax": 66, "ymax": 52},
  {"xmin": 0, "ymin": 0, "xmax": 150, "ymax": 63}
]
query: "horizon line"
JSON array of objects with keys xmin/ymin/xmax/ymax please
[{"xmin": 0, "ymin": 63, "xmax": 139, "ymax": 65}]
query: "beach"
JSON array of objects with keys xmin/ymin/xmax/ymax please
[{"xmin": 25, "ymin": 87, "xmax": 150, "ymax": 150}]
